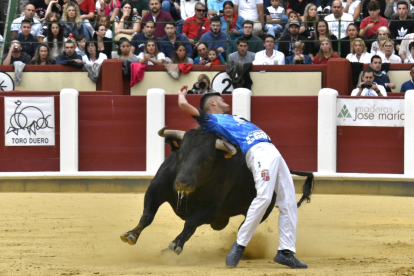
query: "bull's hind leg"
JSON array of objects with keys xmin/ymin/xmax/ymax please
[
  {"xmin": 169, "ymin": 208, "xmax": 217, "ymax": 255},
  {"xmin": 120, "ymin": 184, "xmax": 167, "ymax": 245}
]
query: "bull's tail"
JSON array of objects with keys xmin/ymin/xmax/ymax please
[{"xmin": 290, "ymin": 170, "xmax": 314, "ymax": 208}]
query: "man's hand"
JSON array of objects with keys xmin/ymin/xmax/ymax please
[
  {"xmin": 365, "ymin": 23, "xmax": 374, "ymax": 30},
  {"xmin": 74, "ymin": 59, "xmax": 84, "ymax": 63},
  {"xmin": 387, "ymin": 83, "xmax": 396, "ymax": 89},
  {"xmin": 199, "ymin": 58, "xmax": 206, "ymax": 65},
  {"xmin": 217, "ymin": 47, "xmax": 224, "ymax": 53},
  {"xmin": 178, "ymin": 85, "xmax": 200, "ymax": 116},
  {"xmin": 178, "ymin": 85, "xmax": 188, "ymax": 97},
  {"xmin": 174, "ymin": 2, "xmax": 180, "ymax": 11},
  {"xmin": 371, "ymin": 83, "xmax": 379, "ymax": 92}
]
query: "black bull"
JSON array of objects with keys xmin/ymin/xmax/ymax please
[{"xmin": 120, "ymin": 127, "xmax": 314, "ymax": 255}]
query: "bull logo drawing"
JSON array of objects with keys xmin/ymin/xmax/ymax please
[{"xmin": 6, "ymin": 100, "xmax": 53, "ymax": 136}]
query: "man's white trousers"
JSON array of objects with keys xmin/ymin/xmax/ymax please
[{"xmin": 237, "ymin": 142, "xmax": 298, "ymax": 253}]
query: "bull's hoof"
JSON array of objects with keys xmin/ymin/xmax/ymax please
[
  {"xmin": 120, "ymin": 232, "xmax": 137, "ymax": 245},
  {"xmin": 168, "ymin": 241, "xmax": 183, "ymax": 255},
  {"xmin": 168, "ymin": 241, "xmax": 176, "ymax": 251},
  {"xmin": 174, "ymin": 246, "xmax": 183, "ymax": 255}
]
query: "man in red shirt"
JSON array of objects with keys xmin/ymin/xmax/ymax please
[
  {"xmin": 359, "ymin": 1, "xmax": 388, "ymax": 39},
  {"xmin": 76, "ymin": 0, "xmax": 95, "ymax": 20},
  {"xmin": 182, "ymin": 2, "xmax": 210, "ymax": 45}
]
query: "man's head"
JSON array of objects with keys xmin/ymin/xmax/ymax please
[
  {"xmin": 242, "ymin": 20, "xmax": 254, "ymax": 36},
  {"xmin": 293, "ymin": 41, "xmax": 305, "ymax": 55},
  {"xmin": 236, "ymin": 39, "xmax": 249, "ymax": 56},
  {"xmin": 196, "ymin": 42, "xmax": 209, "ymax": 58},
  {"xmin": 331, "ymin": 0, "xmax": 344, "ymax": 18},
  {"xmin": 149, "ymin": 0, "xmax": 161, "ymax": 14},
  {"xmin": 194, "ymin": 2, "xmax": 207, "ymax": 19},
  {"xmin": 410, "ymin": 64, "xmax": 414, "ymax": 81},
  {"xmin": 64, "ymin": 40, "xmax": 76, "ymax": 56},
  {"xmin": 289, "ymin": 21, "xmax": 300, "ymax": 36},
  {"xmin": 397, "ymin": 1, "xmax": 409, "ymax": 19},
  {"xmin": 270, "ymin": 0, "xmax": 281, "ymax": 8},
  {"xmin": 370, "ymin": 55, "xmax": 382, "ymax": 73},
  {"xmin": 144, "ymin": 21, "xmax": 155, "ymax": 37},
  {"xmin": 24, "ymin": 4, "xmax": 36, "ymax": 20},
  {"xmin": 9, "ymin": 40, "xmax": 22, "ymax": 53},
  {"xmin": 362, "ymin": 67, "xmax": 375, "ymax": 84},
  {"xmin": 288, "ymin": 11, "xmax": 299, "ymax": 22},
  {"xmin": 263, "ymin": 34, "xmax": 276, "ymax": 50},
  {"xmin": 165, "ymin": 21, "xmax": 177, "ymax": 37},
  {"xmin": 200, "ymin": 92, "xmax": 230, "ymax": 114},
  {"xmin": 210, "ymin": 16, "xmax": 222, "ymax": 35},
  {"xmin": 20, "ymin": 20, "xmax": 32, "ymax": 36},
  {"xmin": 367, "ymin": 1, "xmax": 380, "ymax": 19}
]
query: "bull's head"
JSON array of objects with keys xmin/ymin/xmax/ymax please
[{"xmin": 159, "ymin": 127, "xmax": 237, "ymax": 194}]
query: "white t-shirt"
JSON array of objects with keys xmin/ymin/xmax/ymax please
[
  {"xmin": 233, "ymin": 0, "xmax": 264, "ymax": 21},
  {"xmin": 43, "ymin": 37, "xmax": 68, "ymax": 58},
  {"xmin": 325, "ymin": 12, "xmax": 354, "ymax": 39},
  {"xmin": 380, "ymin": 53, "xmax": 402, "ymax": 63},
  {"xmin": 399, "ymin": 33, "xmax": 414, "ymax": 57},
  {"xmin": 342, "ymin": 0, "xmax": 361, "ymax": 20},
  {"xmin": 266, "ymin": 6, "xmax": 284, "ymax": 21},
  {"xmin": 137, "ymin": 52, "xmax": 166, "ymax": 65},
  {"xmin": 11, "ymin": 16, "xmax": 42, "ymax": 37},
  {"xmin": 351, "ymin": 84, "xmax": 387, "ymax": 96},
  {"xmin": 105, "ymin": 29, "xmax": 113, "ymax": 39},
  {"xmin": 252, "ymin": 50, "xmax": 285, "ymax": 65},
  {"xmin": 82, "ymin": 52, "xmax": 108, "ymax": 64},
  {"xmin": 346, "ymin": 52, "xmax": 372, "ymax": 64},
  {"xmin": 404, "ymin": 54, "xmax": 414, "ymax": 63}
]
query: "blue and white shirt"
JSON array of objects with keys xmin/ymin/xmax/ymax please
[
  {"xmin": 265, "ymin": 5, "xmax": 284, "ymax": 20},
  {"xmin": 194, "ymin": 110, "xmax": 271, "ymax": 154}
]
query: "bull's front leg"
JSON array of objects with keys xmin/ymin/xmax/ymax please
[
  {"xmin": 120, "ymin": 185, "xmax": 168, "ymax": 245},
  {"xmin": 169, "ymin": 207, "xmax": 218, "ymax": 255}
]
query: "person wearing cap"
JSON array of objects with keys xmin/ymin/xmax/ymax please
[{"xmin": 277, "ymin": 20, "xmax": 309, "ymax": 58}]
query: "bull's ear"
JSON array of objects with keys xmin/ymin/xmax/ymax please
[{"xmin": 165, "ymin": 137, "xmax": 181, "ymax": 151}]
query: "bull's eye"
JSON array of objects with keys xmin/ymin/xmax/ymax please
[{"xmin": 178, "ymin": 150, "xmax": 182, "ymax": 159}]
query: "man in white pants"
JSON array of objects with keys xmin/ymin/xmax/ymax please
[{"xmin": 178, "ymin": 86, "xmax": 307, "ymax": 269}]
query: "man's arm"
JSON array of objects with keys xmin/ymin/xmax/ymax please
[
  {"xmin": 257, "ymin": 3, "xmax": 264, "ymax": 28},
  {"xmin": 178, "ymin": 85, "xmax": 200, "ymax": 116},
  {"xmin": 2, "ymin": 50, "xmax": 12, "ymax": 65}
]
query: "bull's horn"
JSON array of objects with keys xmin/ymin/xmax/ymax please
[
  {"xmin": 215, "ymin": 139, "xmax": 237, "ymax": 155},
  {"xmin": 158, "ymin": 127, "xmax": 185, "ymax": 140}
]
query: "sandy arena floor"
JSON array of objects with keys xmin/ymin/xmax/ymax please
[{"xmin": 0, "ymin": 193, "xmax": 414, "ymax": 276}]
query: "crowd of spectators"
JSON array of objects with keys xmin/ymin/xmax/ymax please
[{"xmin": 2, "ymin": 0, "xmax": 414, "ymax": 93}]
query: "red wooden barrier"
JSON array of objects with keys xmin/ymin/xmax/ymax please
[
  {"xmin": 251, "ymin": 96, "xmax": 318, "ymax": 172},
  {"xmin": 337, "ymin": 126, "xmax": 404, "ymax": 174},
  {"xmin": 78, "ymin": 95, "xmax": 147, "ymax": 171}
]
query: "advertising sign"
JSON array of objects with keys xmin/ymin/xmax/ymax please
[
  {"xmin": 337, "ymin": 98, "xmax": 404, "ymax": 127},
  {"xmin": 4, "ymin": 97, "xmax": 55, "ymax": 146}
]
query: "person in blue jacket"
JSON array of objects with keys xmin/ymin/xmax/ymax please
[
  {"xmin": 285, "ymin": 41, "xmax": 313, "ymax": 65},
  {"xmin": 178, "ymin": 86, "xmax": 308, "ymax": 269}
]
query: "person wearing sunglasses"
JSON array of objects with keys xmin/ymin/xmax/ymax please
[{"xmin": 182, "ymin": 2, "xmax": 211, "ymax": 45}]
